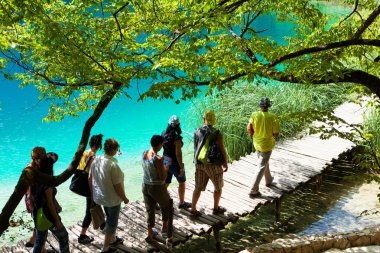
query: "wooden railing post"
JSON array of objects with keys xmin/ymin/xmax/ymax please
[
  {"xmin": 214, "ymin": 226, "xmax": 222, "ymax": 252},
  {"xmin": 166, "ymin": 198, "xmax": 174, "ymax": 249},
  {"xmin": 275, "ymin": 197, "xmax": 282, "ymax": 222},
  {"xmin": 314, "ymin": 175, "xmax": 323, "ymax": 192}
]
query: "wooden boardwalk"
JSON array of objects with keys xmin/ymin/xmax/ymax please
[
  {"xmin": 1, "ymin": 103, "xmax": 362, "ymax": 253},
  {"xmin": 0, "ymin": 135, "xmax": 354, "ymax": 253}
]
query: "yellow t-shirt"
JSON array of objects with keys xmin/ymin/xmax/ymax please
[
  {"xmin": 78, "ymin": 150, "xmax": 91, "ymax": 173},
  {"xmin": 248, "ymin": 111, "xmax": 279, "ymax": 152}
]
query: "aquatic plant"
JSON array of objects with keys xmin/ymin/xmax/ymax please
[
  {"xmin": 360, "ymin": 103, "xmax": 380, "ymax": 174},
  {"xmin": 188, "ymin": 81, "xmax": 354, "ymax": 160}
]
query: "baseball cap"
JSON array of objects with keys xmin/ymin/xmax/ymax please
[{"xmin": 259, "ymin": 97, "xmax": 272, "ymax": 107}]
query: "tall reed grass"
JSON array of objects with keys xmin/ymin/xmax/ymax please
[
  {"xmin": 187, "ymin": 81, "xmax": 353, "ymax": 161},
  {"xmin": 363, "ymin": 106, "xmax": 380, "ymax": 169}
]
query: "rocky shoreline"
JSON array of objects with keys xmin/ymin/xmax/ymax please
[{"xmin": 241, "ymin": 225, "xmax": 380, "ymax": 253}]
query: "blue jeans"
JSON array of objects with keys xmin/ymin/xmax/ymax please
[
  {"xmin": 104, "ymin": 204, "xmax": 121, "ymax": 235},
  {"xmin": 33, "ymin": 226, "xmax": 69, "ymax": 253}
]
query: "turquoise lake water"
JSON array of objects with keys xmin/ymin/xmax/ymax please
[{"xmin": 0, "ymin": 5, "xmax": 350, "ymax": 245}]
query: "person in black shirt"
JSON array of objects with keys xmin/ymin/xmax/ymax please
[{"xmin": 162, "ymin": 115, "xmax": 191, "ymax": 209}]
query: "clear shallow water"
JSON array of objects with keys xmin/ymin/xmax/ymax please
[{"xmin": 0, "ymin": 78, "xmax": 198, "ymax": 244}]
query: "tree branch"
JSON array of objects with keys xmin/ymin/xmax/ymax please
[
  {"xmin": 225, "ymin": 0, "xmax": 250, "ymax": 13},
  {"xmin": 228, "ymin": 24, "xmax": 258, "ymax": 63},
  {"xmin": 0, "ymin": 81, "xmax": 123, "ymax": 236},
  {"xmin": 155, "ymin": 30, "xmax": 186, "ymax": 58},
  {"xmin": 339, "ymin": 0, "xmax": 359, "ymax": 26},
  {"xmin": 113, "ymin": 2, "xmax": 130, "ymax": 41},
  {"xmin": 352, "ymin": 4, "xmax": 380, "ymax": 39},
  {"xmin": 268, "ymin": 39, "xmax": 380, "ymax": 68},
  {"xmin": 34, "ymin": 72, "xmax": 111, "ymax": 87},
  {"xmin": 152, "ymin": 0, "xmax": 257, "ymax": 58},
  {"xmin": 264, "ymin": 69, "xmax": 380, "ymax": 97},
  {"xmin": 241, "ymin": 9, "xmax": 262, "ymax": 37}
]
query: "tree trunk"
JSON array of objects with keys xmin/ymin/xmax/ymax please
[{"xmin": 0, "ymin": 82, "xmax": 123, "ymax": 236}]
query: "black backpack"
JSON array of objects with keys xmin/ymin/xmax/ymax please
[{"xmin": 206, "ymin": 130, "xmax": 224, "ymax": 165}]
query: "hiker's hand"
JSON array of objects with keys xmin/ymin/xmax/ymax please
[
  {"xmin": 54, "ymin": 220, "xmax": 63, "ymax": 230},
  {"xmin": 223, "ymin": 163, "xmax": 228, "ymax": 172}
]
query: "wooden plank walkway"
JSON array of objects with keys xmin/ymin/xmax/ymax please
[
  {"xmin": 0, "ymin": 135, "xmax": 354, "ymax": 253},
  {"xmin": 1, "ymin": 103, "xmax": 362, "ymax": 253}
]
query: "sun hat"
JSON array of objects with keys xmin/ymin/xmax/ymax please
[
  {"xmin": 168, "ymin": 115, "xmax": 180, "ymax": 125},
  {"xmin": 203, "ymin": 110, "xmax": 216, "ymax": 126},
  {"xmin": 259, "ymin": 97, "xmax": 272, "ymax": 107},
  {"xmin": 46, "ymin": 152, "xmax": 59, "ymax": 163}
]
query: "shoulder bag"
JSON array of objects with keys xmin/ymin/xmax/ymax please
[
  {"xmin": 90, "ymin": 203, "xmax": 105, "ymax": 230},
  {"xmin": 69, "ymin": 155, "xmax": 94, "ymax": 197}
]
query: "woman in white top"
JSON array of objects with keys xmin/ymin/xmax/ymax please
[{"xmin": 89, "ymin": 138, "xmax": 129, "ymax": 253}]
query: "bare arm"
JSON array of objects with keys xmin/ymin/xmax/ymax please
[
  {"xmin": 154, "ymin": 155, "xmax": 167, "ymax": 181},
  {"xmin": 113, "ymin": 183, "xmax": 129, "ymax": 204},
  {"xmin": 247, "ymin": 122, "xmax": 254, "ymax": 137},
  {"xmin": 217, "ymin": 133, "xmax": 229, "ymax": 172},
  {"xmin": 45, "ymin": 188, "xmax": 62, "ymax": 229},
  {"xmin": 174, "ymin": 139, "xmax": 184, "ymax": 176}
]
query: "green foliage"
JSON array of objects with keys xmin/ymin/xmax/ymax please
[
  {"xmin": 187, "ymin": 81, "xmax": 353, "ymax": 160},
  {"xmin": 361, "ymin": 104, "xmax": 380, "ymax": 176},
  {"xmin": 0, "ymin": 0, "xmax": 378, "ymax": 122}
]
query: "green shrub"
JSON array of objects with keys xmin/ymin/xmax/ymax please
[{"xmin": 362, "ymin": 106, "xmax": 380, "ymax": 171}]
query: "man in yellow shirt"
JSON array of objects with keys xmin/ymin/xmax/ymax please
[{"xmin": 247, "ymin": 97, "xmax": 280, "ymax": 197}]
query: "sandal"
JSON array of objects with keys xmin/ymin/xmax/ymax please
[
  {"xmin": 212, "ymin": 206, "xmax": 226, "ymax": 215},
  {"xmin": 189, "ymin": 210, "xmax": 202, "ymax": 219}
]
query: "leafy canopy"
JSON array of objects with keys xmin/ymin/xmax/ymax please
[{"xmin": 0, "ymin": 0, "xmax": 379, "ymax": 121}]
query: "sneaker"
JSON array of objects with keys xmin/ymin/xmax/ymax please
[
  {"xmin": 189, "ymin": 210, "xmax": 202, "ymax": 219},
  {"xmin": 78, "ymin": 234, "xmax": 94, "ymax": 244},
  {"xmin": 109, "ymin": 236, "xmax": 124, "ymax": 246},
  {"xmin": 166, "ymin": 238, "xmax": 173, "ymax": 249},
  {"xmin": 161, "ymin": 226, "xmax": 176, "ymax": 238},
  {"xmin": 145, "ymin": 235, "xmax": 155, "ymax": 244},
  {"xmin": 178, "ymin": 201, "xmax": 192, "ymax": 209},
  {"xmin": 249, "ymin": 191, "xmax": 262, "ymax": 197},
  {"xmin": 212, "ymin": 206, "xmax": 226, "ymax": 215},
  {"xmin": 101, "ymin": 248, "xmax": 117, "ymax": 253}
]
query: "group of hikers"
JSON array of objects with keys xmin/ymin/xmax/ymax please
[{"xmin": 22, "ymin": 97, "xmax": 280, "ymax": 253}]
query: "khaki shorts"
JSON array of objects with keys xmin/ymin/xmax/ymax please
[{"xmin": 195, "ymin": 164, "xmax": 224, "ymax": 192}]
